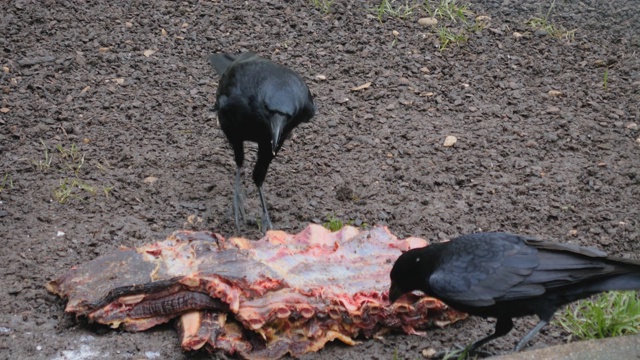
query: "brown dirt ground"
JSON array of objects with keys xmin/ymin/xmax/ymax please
[{"xmin": 1, "ymin": 0, "xmax": 639, "ymax": 359}]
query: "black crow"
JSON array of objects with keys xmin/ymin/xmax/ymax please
[
  {"xmin": 389, "ymin": 232, "xmax": 640, "ymax": 356},
  {"xmin": 208, "ymin": 52, "xmax": 316, "ymax": 231}
]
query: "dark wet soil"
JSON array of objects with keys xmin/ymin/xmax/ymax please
[{"xmin": 1, "ymin": 0, "xmax": 639, "ymax": 359}]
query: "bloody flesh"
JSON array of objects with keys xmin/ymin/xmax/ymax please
[{"xmin": 48, "ymin": 225, "xmax": 466, "ymax": 359}]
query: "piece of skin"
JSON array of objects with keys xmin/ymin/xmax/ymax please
[
  {"xmin": 389, "ymin": 232, "xmax": 640, "ymax": 357},
  {"xmin": 209, "ymin": 52, "xmax": 316, "ymax": 232}
]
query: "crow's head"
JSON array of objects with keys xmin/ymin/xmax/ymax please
[{"xmin": 389, "ymin": 247, "xmax": 429, "ymax": 303}]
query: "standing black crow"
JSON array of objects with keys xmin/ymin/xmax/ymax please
[
  {"xmin": 208, "ymin": 52, "xmax": 316, "ymax": 231},
  {"xmin": 389, "ymin": 232, "xmax": 640, "ymax": 356}
]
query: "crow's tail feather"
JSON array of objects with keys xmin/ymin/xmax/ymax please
[{"xmin": 586, "ymin": 272, "xmax": 640, "ymax": 293}]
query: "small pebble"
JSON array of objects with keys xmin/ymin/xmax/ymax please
[
  {"xmin": 418, "ymin": 17, "xmax": 437, "ymax": 27},
  {"xmin": 535, "ymin": 29, "xmax": 548, "ymax": 37},
  {"xmin": 443, "ymin": 135, "xmax": 457, "ymax": 147},
  {"xmin": 422, "ymin": 348, "xmax": 437, "ymax": 358}
]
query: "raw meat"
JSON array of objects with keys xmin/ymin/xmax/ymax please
[{"xmin": 48, "ymin": 225, "xmax": 466, "ymax": 359}]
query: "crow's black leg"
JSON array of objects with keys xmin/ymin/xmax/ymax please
[
  {"xmin": 467, "ymin": 317, "xmax": 514, "ymax": 355},
  {"xmin": 230, "ymin": 140, "xmax": 245, "ymax": 232},
  {"xmin": 430, "ymin": 317, "xmax": 513, "ymax": 360},
  {"xmin": 253, "ymin": 144, "xmax": 275, "ymax": 232},
  {"xmin": 257, "ymin": 185, "xmax": 273, "ymax": 231},
  {"xmin": 232, "ymin": 165, "xmax": 246, "ymax": 231},
  {"xmin": 514, "ymin": 319, "xmax": 548, "ymax": 352}
]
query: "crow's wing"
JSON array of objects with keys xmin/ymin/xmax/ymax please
[
  {"xmin": 523, "ymin": 239, "xmax": 622, "ymax": 289},
  {"xmin": 429, "ymin": 233, "xmax": 545, "ymax": 307},
  {"xmin": 265, "ymin": 79, "xmax": 315, "ymax": 122},
  {"xmin": 527, "ymin": 239, "xmax": 607, "ymax": 257},
  {"xmin": 209, "ymin": 52, "xmax": 258, "ymax": 76},
  {"xmin": 209, "ymin": 53, "xmax": 237, "ymax": 76}
]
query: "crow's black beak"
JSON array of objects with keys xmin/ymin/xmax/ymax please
[
  {"xmin": 389, "ymin": 282, "xmax": 404, "ymax": 304},
  {"xmin": 270, "ymin": 114, "xmax": 287, "ymax": 156}
]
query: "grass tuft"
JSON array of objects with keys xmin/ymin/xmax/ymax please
[
  {"xmin": 425, "ymin": 0, "xmax": 477, "ymax": 51},
  {"xmin": 424, "ymin": 0, "xmax": 469, "ymax": 23},
  {"xmin": 0, "ymin": 174, "xmax": 14, "ymax": 193},
  {"xmin": 32, "ymin": 142, "xmax": 114, "ymax": 204},
  {"xmin": 33, "ymin": 139, "xmax": 52, "ymax": 172},
  {"xmin": 323, "ymin": 214, "xmax": 345, "ymax": 232},
  {"xmin": 555, "ymin": 291, "xmax": 640, "ymax": 341},
  {"xmin": 53, "ymin": 178, "xmax": 97, "ymax": 204},
  {"xmin": 368, "ymin": 0, "xmax": 478, "ymax": 51},
  {"xmin": 56, "ymin": 143, "xmax": 85, "ymax": 176},
  {"xmin": 310, "ymin": 0, "xmax": 334, "ymax": 14},
  {"xmin": 527, "ymin": 0, "xmax": 576, "ymax": 40},
  {"xmin": 436, "ymin": 26, "xmax": 468, "ymax": 50},
  {"xmin": 372, "ymin": 0, "xmax": 418, "ymax": 22}
]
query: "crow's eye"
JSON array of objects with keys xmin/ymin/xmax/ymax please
[{"xmin": 416, "ymin": 257, "xmax": 420, "ymax": 263}]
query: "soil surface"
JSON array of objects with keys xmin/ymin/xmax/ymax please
[{"xmin": 1, "ymin": 0, "xmax": 639, "ymax": 359}]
